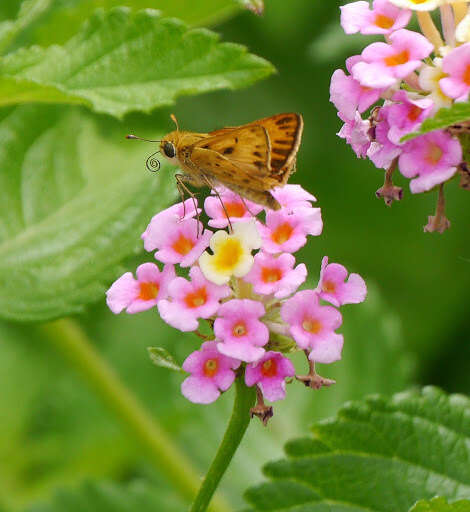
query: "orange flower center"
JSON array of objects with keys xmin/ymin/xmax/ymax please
[
  {"xmin": 172, "ymin": 234, "xmax": 194, "ymax": 255},
  {"xmin": 425, "ymin": 143, "xmax": 443, "ymax": 165},
  {"xmin": 385, "ymin": 50, "xmax": 409, "ymax": 67},
  {"xmin": 271, "ymin": 222, "xmax": 294, "ymax": 244},
  {"xmin": 138, "ymin": 282, "xmax": 159, "ymax": 301},
  {"xmin": 322, "ymin": 280, "xmax": 336, "ymax": 294},
  {"xmin": 302, "ymin": 317, "xmax": 322, "ymax": 334},
  {"xmin": 261, "ymin": 266, "xmax": 282, "ymax": 283},
  {"xmin": 374, "ymin": 14, "xmax": 394, "ymax": 30},
  {"xmin": 184, "ymin": 287, "xmax": 208, "ymax": 308},
  {"xmin": 203, "ymin": 358, "xmax": 218, "ymax": 377},
  {"xmin": 233, "ymin": 322, "xmax": 247, "ymax": 337},
  {"xmin": 463, "ymin": 64, "xmax": 470, "ymax": 86},
  {"xmin": 407, "ymin": 105, "xmax": 422, "ymax": 122},
  {"xmin": 225, "ymin": 201, "xmax": 246, "ymax": 218},
  {"xmin": 261, "ymin": 358, "xmax": 278, "ymax": 378}
]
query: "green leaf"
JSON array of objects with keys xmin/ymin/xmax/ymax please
[
  {"xmin": 244, "ymin": 387, "xmax": 470, "ymax": 512},
  {"xmin": 24, "ymin": 479, "xmax": 185, "ymax": 512},
  {"xmin": 0, "ymin": 0, "xmax": 51, "ymax": 54},
  {"xmin": 0, "ymin": 105, "xmax": 175, "ymax": 322},
  {"xmin": 13, "ymin": 0, "xmax": 240, "ymax": 49},
  {"xmin": 235, "ymin": 0, "xmax": 264, "ymax": 15},
  {"xmin": 148, "ymin": 347, "xmax": 184, "ymax": 373},
  {"xmin": 0, "ymin": 7, "xmax": 274, "ymax": 118},
  {"xmin": 402, "ymin": 102, "xmax": 470, "ymax": 141},
  {"xmin": 410, "ymin": 498, "xmax": 470, "ymax": 512}
]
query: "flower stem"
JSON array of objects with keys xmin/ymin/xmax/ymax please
[
  {"xmin": 39, "ymin": 318, "xmax": 231, "ymax": 512},
  {"xmin": 190, "ymin": 377, "xmax": 256, "ymax": 512}
]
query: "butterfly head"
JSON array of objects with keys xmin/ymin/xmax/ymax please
[{"xmin": 159, "ymin": 132, "xmax": 180, "ymax": 164}]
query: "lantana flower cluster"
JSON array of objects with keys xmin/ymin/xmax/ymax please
[
  {"xmin": 106, "ymin": 185, "xmax": 366, "ymax": 422},
  {"xmin": 331, "ymin": 0, "xmax": 470, "ymax": 233}
]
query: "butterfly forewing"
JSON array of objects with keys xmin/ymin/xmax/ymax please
[{"xmin": 192, "ymin": 124, "xmax": 272, "ymax": 177}]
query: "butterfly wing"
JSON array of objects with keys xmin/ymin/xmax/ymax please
[
  {"xmin": 253, "ymin": 113, "xmax": 303, "ymax": 182},
  {"xmin": 190, "ymin": 124, "xmax": 280, "ymax": 191}
]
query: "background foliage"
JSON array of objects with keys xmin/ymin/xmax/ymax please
[{"xmin": 0, "ymin": 0, "xmax": 469, "ymax": 511}]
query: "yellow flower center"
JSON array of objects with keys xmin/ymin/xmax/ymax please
[
  {"xmin": 172, "ymin": 234, "xmax": 194, "ymax": 256},
  {"xmin": 225, "ymin": 201, "xmax": 246, "ymax": 218},
  {"xmin": 302, "ymin": 317, "xmax": 322, "ymax": 334},
  {"xmin": 184, "ymin": 287, "xmax": 208, "ymax": 308},
  {"xmin": 271, "ymin": 222, "xmax": 294, "ymax": 244},
  {"xmin": 203, "ymin": 358, "xmax": 218, "ymax": 377},
  {"xmin": 322, "ymin": 280, "xmax": 336, "ymax": 294},
  {"xmin": 233, "ymin": 322, "xmax": 247, "ymax": 337},
  {"xmin": 261, "ymin": 266, "xmax": 282, "ymax": 283},
  {"xmin": 385, "ymin": 50, "xmax": 409, "ymax": 67},
  {"xmin": 374, "ymin": 14, "xmax": 394, "ymax": 29},
  {"xmin": 261, "ymin": 358, "xmax": 278, "ymax": 378},
  {"xmin": 138, "ymin": 282, "xmax": 159, "ymax": 301},
  {"xmin": 213, "ymin": 238, "xmax": 244, "ymax": 271},
  {"xmin": 426, "ymin": 143, "xmax": 443, "ymax": 165}
]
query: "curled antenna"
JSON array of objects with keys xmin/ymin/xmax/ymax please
[
  {"xmin": 146, "ymin": 150, "xmax": 161, "ymax": 173},
  {"xmin": 126, "ymin": 134, "xmax": 161, "ymax": 173}
]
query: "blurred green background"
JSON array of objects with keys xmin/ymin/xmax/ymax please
[{"xmin": 1, "ymin": 0, "xmax": 469, "ymax": 511}]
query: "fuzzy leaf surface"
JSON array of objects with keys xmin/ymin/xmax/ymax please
[
  {"xmin": 0, "ymin": 105, "xmax": 174, "ymax": 321},
  {"xmin": 410, "ymin": 498, "xmax": 470, "ymax": 512},
  {"xmin": 0, "ymin": 8, "xmax": 274, "ymax": 118},
  {"xmin": 245, "ymin": 387, "xmax": 470, "ymax": 512}
]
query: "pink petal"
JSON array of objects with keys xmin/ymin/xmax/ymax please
[{"xmin": 181, "ymin": 376, "xmax": 220, "ymax": 404}]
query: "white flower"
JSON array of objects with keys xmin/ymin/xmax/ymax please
[
  {"xmin": 388, "ymin": 0, "xmax": 443, "ymax": 10},
  {"xmin": 198, "ymin": 220, "xmax": 261, "ymax": 285},
  {"xmin": 419, "ymin": 58, "xmax": 453, "ymax": 109},
  {"xmin": 456, "ymin": 12, "xmax": 470, "ymax": 43}
]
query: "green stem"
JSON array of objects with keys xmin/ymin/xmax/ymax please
[
  {"xmin": 190, "ymin": 377, "xmax": 256, "ymax": 512},
  {"xmin": 39, "ymin": 318, "xmax": 231, "ymax": 512}
]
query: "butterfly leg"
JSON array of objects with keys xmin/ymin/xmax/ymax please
[
  {"xmin": 175, "ymin": 173, "xmax": 203, "ymax": 237},
  {"xmin": 200, "ymin": 174, "xmax": 234, "ymax": 233}
]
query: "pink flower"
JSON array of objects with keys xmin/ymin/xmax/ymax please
[
  {"xmin": 271, "ymin": 184, "xmax": 317, "ymax": 210},
  {"xmin": 204, "ymin": 188, "xmax": 263, "ymax": 228},
  {"xmin": 341, "ymin": 0, "xmax": 411, "ymax": 35},
  {"xmin": 106, "ymin": 263, "xmax": 175, "ymax": 314},
  {"xmin": 244, "ymin": 252, "xmax": 307, "ymax": 299},
  {"xmin": 399, "ymin": 131, "xmax": 462, "ymax": 193},
  {"xmin": 214, "ymin": 299, "xmax": 269, "ymax": 362},
  {"xmin": 384, "ymin": 90, "xmax": 434, "ymax": 144},
  {"xmin": 181, "ymin": 341, "xmax": 240, "ymax": 404},
  {"xmin": 258, "ymin": 207, "xmax": 322, "ymax": 254},
  {"xmin": 338, "ymin": 111, "xmax": 371, "ymax": 158},
  {"xmin": 281, "ymin": 290, "xmax": 344, "ymax": 364},
  {"xmin": 330, "ymin": 56, "xmax": 382, "ymax": 120},
  {"xmin": 440, "ymin": 43, "xmax": 470, "ymax": 100},
  {"xmin": 146, "ymin": 217, "xmax": 212, "ymax": 267},
  {"xmin": 141, "ymin": 199, "xmax": 200, "ymax": 250},
  {"xmin": 158, "ymin": 267, "xmax": 230, "ymax": 332},
  {"xmin": 367, "ymin": 113, "xmax": 402, "ymax": 169},
  {"xmin": 317, "ymin": 256, "xmax": 367, "ymax": 307},
  {"xmin": 245, "ymin": 352, "xmax": 295, "ymax": 402},
  {"xmin": 352, "ymin": 29, "xmax": 433, "ymax": 88}
]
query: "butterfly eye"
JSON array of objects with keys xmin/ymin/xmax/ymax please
[{"xmin": 163, "ymin": 141, "xmax": 176, "ymax": 159}]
